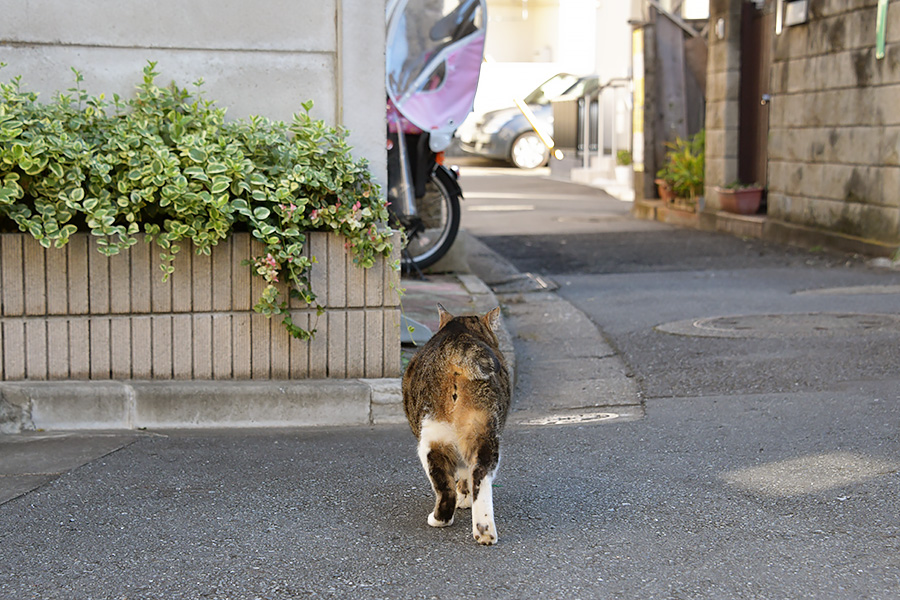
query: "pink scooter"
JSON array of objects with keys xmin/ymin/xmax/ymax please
[{"xmin": 386, "ymin": 0, "xmax": 487, "ymax": 272}]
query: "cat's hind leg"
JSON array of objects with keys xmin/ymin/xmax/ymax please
[
  {"xmin": 417, "ymin": 419, "xmax": 458, "ymax": 527},
  {"xmin": 455, "ymin": 464, "xmax": 473, "ymax": 509},
  {"xmin": 469, "ymin": 439, "xmax": 500, "ymax": 545}
]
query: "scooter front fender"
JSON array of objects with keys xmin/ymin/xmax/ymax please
[{"xmin": 436, "ymin": 163, "xmax": 464, "ymax": 200}]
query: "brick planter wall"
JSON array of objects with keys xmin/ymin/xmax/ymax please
[{"xmin": 0, "ymin": 232, "xmax": 401, "ymax": 381}]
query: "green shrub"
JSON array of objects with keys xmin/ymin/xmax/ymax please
[
  {"xmin": 0, "ymin": 62, "xmax": 393, "ymax": 339},
  {"xmin": 656, "ymin": 129, "xmax": 704, "ymax": 202},
  {"xmin": 615, "ymin": 149, "xmax": 632, "ymax": 166}
]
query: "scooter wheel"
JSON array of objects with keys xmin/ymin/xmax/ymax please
[{"xmin": 401, "ymin": 165, "xmax": 461, "ymax": 272}]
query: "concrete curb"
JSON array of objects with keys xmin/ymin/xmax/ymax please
[
  {"xmin": 456, "ymin": 272, "xmax": 517, "ymax": 390},
  {"xmin": 0, "ymin": 378, "xmax": 404, "ymax": 433},
  {"xmin": 632, "ymin": 199, "xmax": 900, "ymax": 259},
  {"xmin": 461, "ymin": 231, "xmax": 642, "ymax": 418}
]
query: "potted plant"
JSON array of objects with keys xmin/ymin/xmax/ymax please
[
  {"xmin": 654, "ymin": 177, "xmax": 674, "ymax": 204},
  {"xmin": 715, "ymin": 181, "xmax": 764, "ymax": 215},
  {"xmin": 615, "ymin": 149, "xmax": 632, "ymax": 186},
  {"xmin": 656, "ymin": 129, "xmax": 704, "ymax": 211}
]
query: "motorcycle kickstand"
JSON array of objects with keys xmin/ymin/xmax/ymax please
[{"xmin": 401, "ymin": 247, "xmax": 427, "ymax": 281}]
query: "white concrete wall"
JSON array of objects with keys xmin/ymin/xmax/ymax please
[
  {"xmin": 477, "ymin": 0, "xmax": 633, "ymax": 107},
  {"xmin": 485, "ymin": 1, "xmax": 559, "ymax": 63},
  {"xmin": 594, "ymin": 2, "xmax": 634, "ymax": 83},
  {"xmin": 558, "ymin": 0, "xmax": 596, "ymax": 75},
  {"xmin": 470, "ymin": 62, "xmax": 564, "ymax": 114},
  {"xmin": 0, "ymin": 0, "xmax": 386, "ymax": 186}
]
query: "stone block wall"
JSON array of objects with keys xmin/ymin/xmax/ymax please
[
  {"xmin": 704, "ymin": 0, "xmax": 743, "ymax": 210},
  {"xmin": 768, "ymin": 0, "xmax": 900, "ymax": 245},
  {"xmin": 0, "ymin": 233, "xmax": 401, "ymax": 381}
]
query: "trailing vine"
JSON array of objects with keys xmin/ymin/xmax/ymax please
[{"xmin": 0, "ymin": 62, "xmax": 393, "ymax": 339}]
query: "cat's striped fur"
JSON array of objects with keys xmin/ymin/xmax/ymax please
[{"xmin": 402, "ymin": 304, "xmax": 510, "ymax": 545}]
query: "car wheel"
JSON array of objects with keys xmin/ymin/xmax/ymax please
[{"xmin": 510, "ymin": 131, "xmax": 550, "ymax": 169}]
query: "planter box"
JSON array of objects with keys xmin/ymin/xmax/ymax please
[
  {"xmin": 655, "ymin": 179, "xmax": 698, "ymax": 213},
  {"xmin": 716, "ymin": 187, "xmax": 764, "ymax": 215},
  {"xmin": 0, "ymin": 232, "xmax": 401, "ymax": 381},
  {"xmin": 657, "ymin": 204, "xmax": 700, "ymax": 228}
]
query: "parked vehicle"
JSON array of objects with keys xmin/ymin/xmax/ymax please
[
  {"xmin": 455, "ymin": 72, "xmax": 600, "ymax": 169},
  {"xmin": 385, "ymin": 0, "xmax": 486, "ymax": 272}
]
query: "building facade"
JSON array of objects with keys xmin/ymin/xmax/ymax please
[
  {"xmin": 0, "ymin": 0, "xmax": 385, "ymax": 185},
  {"xmin": 706, "ymin": 0, "xmax": 900, "ymax": 254}
]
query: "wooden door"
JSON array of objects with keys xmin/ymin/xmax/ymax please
[{"xmin": 739, "ymin": 2, "xmax": 774, "ymax": 196}]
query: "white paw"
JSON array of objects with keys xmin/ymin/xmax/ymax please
[
  {"xmin": 473, "ymin": 519, "xmax": 497, "ymax": 545},
  {"xmin": 428, "ymin": 512, "xmax": 454, "ymax": 528},
  {"xmin": 456, "ymin": 491, "xmax": 472, "ymax": 509}
]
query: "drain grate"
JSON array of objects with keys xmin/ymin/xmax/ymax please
[
  {"xmin": 490, "ymin": 272, "xmax": 559, "ymax": 294},
  {"xmin": 657, "ymin": 312, "xmax": 900, "ymax": 339},
  {"xmin": 519, "ymin": 411, "xmax": 620, "ymax": 426}
]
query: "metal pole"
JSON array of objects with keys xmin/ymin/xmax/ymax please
[
  {"xmin": 389, "ymin": 114, "xmax": 418, "ymax": 218},
  {"xmin": 582, "ymin": 94, "xmax": 590, "ymax": 169},
  {"xmin": 610, "ymin": 88, "xmax": 618, "ymax": 164},
  {"xmin": 514, "ymin": 98, "xmax": 562, "ymax": 159},
  {"xmin": 597, "ymin": 89, "xmax": 604, "ymax": 167}
]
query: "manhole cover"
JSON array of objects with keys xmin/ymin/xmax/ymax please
[
  {"xmin": 520, "ymin": 411, "xmax": 620, "ymax": 426},
  {"xmin": 656, "ymin": 312, "xmax": 900, "ymax": 339}
]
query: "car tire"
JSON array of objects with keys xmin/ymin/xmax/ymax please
[{"xmin": 510, "ymin": 131, "xmax": 550, "ymax": 169}]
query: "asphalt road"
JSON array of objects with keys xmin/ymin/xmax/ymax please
[
  {"xmin": 2, "ymin": 164, "xmax": 899, "ymax": 599},
  {"xmin": 478, "ymin": 228, "xmax": 900, "ymax": 397},
  {"xmin": 464, "ymin": 164, "xmax": 900, "ymax": 598},
  {"xmin": 2, "ymin": 399, "xmax": 898, "ymax": 599}
]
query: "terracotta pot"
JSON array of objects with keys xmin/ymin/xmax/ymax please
[
  {"xmin": 717, "ymin": 187, "xmax": 763, "ymax": 215},
  {"xmin": 655, "ymin": 179, "xmax": 674, "ymax": 203}
]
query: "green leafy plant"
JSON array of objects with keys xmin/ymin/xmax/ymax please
[
  {"xmin": 615, "ymin": 149, "xmax": 632, "ymax": 166},
  {"xmin": 722, "ymin": 180, "xmax": 762, "ymax": 190},
  {"xmin": 0, "ymin": 62, "xmax": 393, "ymax": 339},
  {"xmin": 656, "ymin": 129, "xmax": 704, "ymax": 203}
]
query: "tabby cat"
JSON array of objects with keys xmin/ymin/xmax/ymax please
[{"xmin": 402, "ymin": 304, "xmax": 511, "ymax": 545}]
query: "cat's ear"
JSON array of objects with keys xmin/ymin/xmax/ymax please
[
  {"xmin": 438, "ymin": 303, "xmax": 454, "ymax": 328},
  {"xmin": 483, "ymin": 307, "xmax": 501, "ymax": 332}
]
